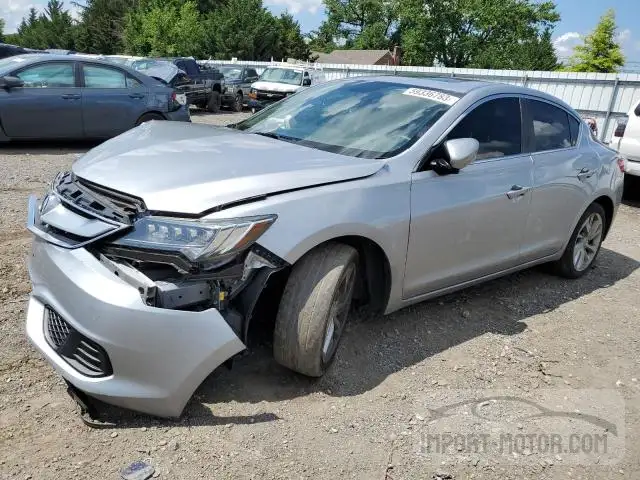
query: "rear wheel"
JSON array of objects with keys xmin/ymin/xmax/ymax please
[
  {"xmin": 552, "ymin": 203, "xmax": 606, "ymax": 278},
  {"xmin": 136, "ymin": 112, "xmax": 165, "ymax": 126},
  {"xmin": 207, "ymin": 91, "xmax": 221, "ymax": 113},
  {"xmin": 233, "ymin": 93, "xmax": 243, "ymax": 112},
  {"xmin": 274, "ymin": 243, "xmax": 358, "ymax": 377}
]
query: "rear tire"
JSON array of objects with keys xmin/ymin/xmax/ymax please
[
  {"xmin": 233, "ymin": 93, "xmax": 243, "ymax": 112},
  {"xmin": 552, "ymin": 203, "xmax": 606, "ymax": 278},
  {"xmin": 273, "ymin": 243, "xmax": 358, "ymax": 377},
  {"xmin": 136, "ymin": 112, "xmax": 165, "ymax": 126},
  {"xmin": 207, "ymin": 91, "xmax": 221, "ymax": 113}
]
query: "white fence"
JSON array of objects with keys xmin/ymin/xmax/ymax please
[{"xmin": 203, "ymin": 60, "xmax": 640, "ymax": 143}]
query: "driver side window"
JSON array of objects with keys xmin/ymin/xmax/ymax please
[
  {"xmin": 17, "ymin": 62, "xmax": 75, "ymax": 88},
  {"xmin": 447, "ymin": 97, "xmax": 522, "ymax": 160}
]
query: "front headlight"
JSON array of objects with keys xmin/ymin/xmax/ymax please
[{"xmin": 112, "ymin": 214, "xmax": 276, "ymax": 263}]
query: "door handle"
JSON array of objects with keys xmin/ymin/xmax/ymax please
[
  {"xmin": 61, "ymin": 94, "xmax": 80, "ymax": 100},
  {"xmin": 577, "ymin": 167, "xmax": 595, "ymax": 180},
  {"xmin": 506, "ymin": 185, "xmax": 530, "ymax": 199},
  {"xmin": 129, "ymin": 93, "xmax": 145, "ymax": 99}
]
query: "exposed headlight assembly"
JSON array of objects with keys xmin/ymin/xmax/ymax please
[{"xmin": 112, "ymin": 215, "xmax": 276, "ymax": 264}]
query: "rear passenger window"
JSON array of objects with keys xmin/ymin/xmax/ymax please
[
  {"xmin": 568, "ymin": 115, "xmax": 580, "ymax": 145},
  {"xmin": 447, "ymin": 97, "xmax": 522, "ymax": 160},
  {"xmin": 527, "ymin": 99, "xmax": 572, "ymax": 151},
  {"xmin": 83, "ymin": 65, "xmax": 127, "ymax": 88}
]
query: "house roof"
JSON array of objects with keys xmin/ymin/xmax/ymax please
[{"xmin": 313, "ymin": 49, "xmax": 392, "ymax": 65}]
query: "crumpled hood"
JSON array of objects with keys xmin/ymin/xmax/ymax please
[
  {"xmin": 251, "ymin": 80, "xmax": 301, "ymax": 93},
  {"xmin": 72, "ymin": 121, "xmax": 382, "ymax": 215}
]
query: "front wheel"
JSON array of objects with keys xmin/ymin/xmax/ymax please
[
  {"xmin": 207, "ymin": 91, "xmax": 220, "ymax": 113},
  {"xmin": 274, "ymin": 243, "xmax": 358, "ymax": 377},
  {"xmin": 233, "ymin": 93, "xmax": 243, "ymax": 112},
  {"xmin": 552, "ymin": 203, "xmax": 606, "ymax": 278}
]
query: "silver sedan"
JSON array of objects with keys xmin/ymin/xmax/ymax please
[{"xmin": 26, "ymin": 76, "xmax": 625, "ymax": 419}]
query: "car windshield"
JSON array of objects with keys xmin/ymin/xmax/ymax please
[
  {"xmin": 259, "ymin": 67, "xmax": 303, "ymax": 86},
  {"xmin": 234, "ymin": 80, "xmax": 456, "ymax": 159},
  {"xmin": 219, "ymin": 67, "xmax": 242, "ymax": 80}
]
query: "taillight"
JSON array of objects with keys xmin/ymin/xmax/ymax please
[
  {"xmin": 614, "ymin": 117, "xmax": 627, "ymax": 138},
  {"xmin": 169, "ymin": 91, "xmax": 180, "ymax": 111},
  {"xmin": 617, "ymin": 157, "xmax": 626, "ymax": 173}
]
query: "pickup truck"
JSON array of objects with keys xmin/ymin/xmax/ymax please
[{"xmin": 132, "ymin": 57, "xmax": 225, "ymax": 112}]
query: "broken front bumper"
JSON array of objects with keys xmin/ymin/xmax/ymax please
[{"xmin": 26, "ymin": 234, "xmax": 246, "ymax": 418}]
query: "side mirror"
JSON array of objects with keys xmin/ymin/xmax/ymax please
[
  {"xmin": 302, "ymin": 78, "xmax": 311, "ymax": 86},
  {"xmin": 0, "ymin": 76, "xmax": 25, "ymax": 89},
  {"xmin": 444, "ymin": 138, "xmax": 479, "ymax": 170}
]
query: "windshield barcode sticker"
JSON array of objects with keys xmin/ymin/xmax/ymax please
[{"xmin": 403, "ymin": 88, "xmax": 459, "ymax": 105}]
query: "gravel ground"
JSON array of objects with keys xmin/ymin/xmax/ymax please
[{"xmin": 1, "ymin": 111, "xmax": 640, "ymax": 480}]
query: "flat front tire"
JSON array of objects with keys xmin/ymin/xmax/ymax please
[
  {"xmin": 552, "ymin": 202, "xmax": 606, "ymax": 278},
  {"xmin": 274, "ymin": 243, "xmax": 358, "ymax": 377}
]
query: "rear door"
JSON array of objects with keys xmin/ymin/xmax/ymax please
[
  {"xmin": 520, "ymin": 98, "xmax": 599, "ymax": 260},
  {"xmin": 404, "ymin": 96, "xmax": 533, "ymax": 298},
  {"xmin": 0, "ymin": 60, "xmax": 83, "ymax": 139},
  {"xmin": 80, "ymin": 63, "xmax": 149, "ymax": 138}
]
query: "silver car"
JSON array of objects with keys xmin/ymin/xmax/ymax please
[{"xmin": 26, "ymin": 77, "xmax": 625, "ymax": 419}]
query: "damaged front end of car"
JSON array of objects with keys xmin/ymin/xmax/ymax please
[
  {"xmin": 34, "ymin": 171, "xmax": 287, "ymax": 337},
  {"xmin": 26, "ymin": 170, "xmax": 288, "ymax": 419}
]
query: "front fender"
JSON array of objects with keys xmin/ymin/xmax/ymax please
[{"xmin": 202, "ymin": 171, "xmax": 411, "ymax": 310}]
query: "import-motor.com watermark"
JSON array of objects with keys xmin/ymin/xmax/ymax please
[{"xmin": 413, "ymin": 389, "xmax": 624, "ymax": 465}]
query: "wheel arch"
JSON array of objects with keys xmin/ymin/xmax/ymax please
[
  {"xmin": 592, "ymin": 194, "xmax": 615, "ymax": 238},
  {"xmin": 242, "ymin": 234, "xmax": 393, "ymax": 345},
  {"xmin": 135, "ymin": 110, "xmax": 166, "ymax": 125}
]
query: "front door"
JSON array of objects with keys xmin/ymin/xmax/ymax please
[
  {"xmin": 404, "ymin": 97, "xmax": 533, "ymax": 299},
  {"xmin": 0, "ymin": 61, "xmax": 83, "ymax": 139}
]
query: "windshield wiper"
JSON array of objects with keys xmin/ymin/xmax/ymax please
[{"xmin": 253, "ymin": 131, "xmax": 301, "ymax": 144}]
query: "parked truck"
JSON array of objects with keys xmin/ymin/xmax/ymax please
[{"xmin": 132, "ymin": 57, "xmax": 225, "ymax": 112}]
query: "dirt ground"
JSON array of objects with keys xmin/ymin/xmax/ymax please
[{"xmin": 1, "ymin": 111, "xmax": 640, "ymax": 480}]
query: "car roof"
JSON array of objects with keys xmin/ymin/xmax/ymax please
[{"xmin": 5, "ymin": 53, "xmax": 141, "ymax": 69}]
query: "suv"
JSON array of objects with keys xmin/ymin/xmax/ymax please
[
  {"xmin": 132, "ymin": 57, "xmax": 225, "ymax": 112},
  {"xmin": 247, "ymin": 64, "xmax": 325, "ymax": 113},
  {"xmin": 612, "ymin": 99, "xmax": 640, "ymax": 192}
]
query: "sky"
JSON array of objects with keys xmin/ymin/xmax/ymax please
[{"xmin": 2, "ymin": 0, "xmax": 639, "ymax": 63}]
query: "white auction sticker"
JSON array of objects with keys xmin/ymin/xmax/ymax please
[{"xmin": 403, "ymin": 87, "xmax": 459, "ymax": 105}]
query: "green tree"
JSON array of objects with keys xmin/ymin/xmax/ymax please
[
  {"xmin": 15, "ymin": 2, "xmax": 76, "ymax": 50},
  {"xmin": 123, "ymin": 0, "xmax": 207, "ymax": 57},
  {"xmin": 4, "ymin": 33, "xmax": 21, "ymax": 44},
  {"xmin": 209, "ymin": 0, "xmax": 280, "ymax": 60},
  {"xmin": 276, "ymin": 12, "xmax": 312, "ymax": 61},
  {"xmin": 74, "ymin": 0, "xmax": 137, "ymax": 54},
  {"xmin": 565, "ymin": 9, "xmax": 625, "ymax": 73},
  {"xmin": 307, "ymin": 21, "xmax": 339, "ymax": 53},
  {"xmin": 320, "ymin": 0, "xmax": 399, "ymax": 49},
  {"xmin": 398, "ymin": 0, "xmax": 559, "ymax": 68},
  {"xmin": 0, "ymin": 18, "xmax": 5, "ymax": 43}
]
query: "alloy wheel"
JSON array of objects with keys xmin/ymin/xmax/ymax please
[
  {"xmin": 321, "ymin": 262, "xmax": 356, "ymax": 364},
  {"xmin": 572, "ymin": 212, "xmax": 603, "ymax": 271}
]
